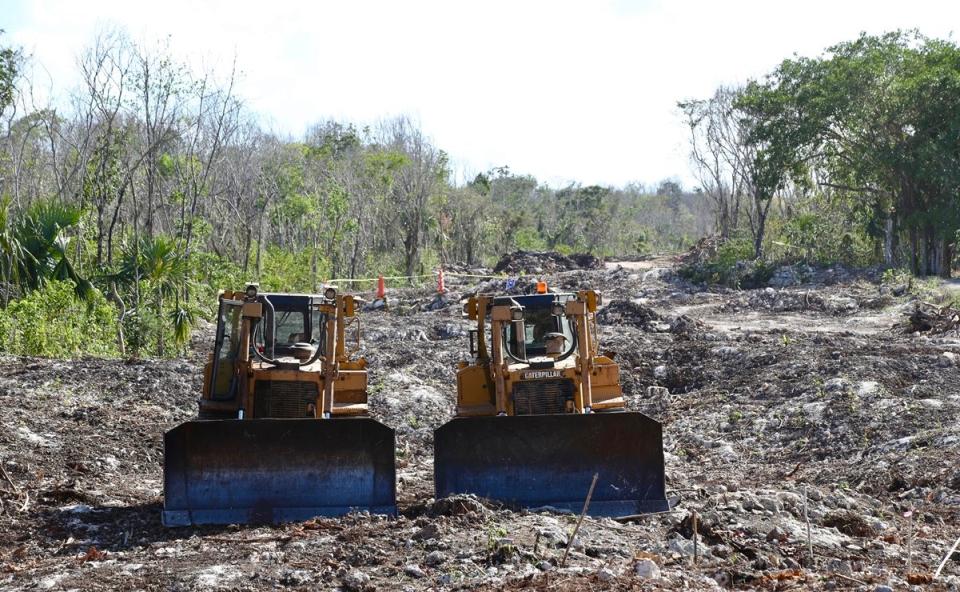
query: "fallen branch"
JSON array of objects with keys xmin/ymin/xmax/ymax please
[
  {"xmin": 561, "ymin": 473, "xmax": 598, "ymax": 567},
  {"xmin": 692, "ymin": 510, "xmax": 699, "ymax": 565},
  {"xmin": 804, "ymin": 486, "xmax": 813, "ymax": 567},
  {"xmin": 0, "ymin": 464, "xmax": 19, "ymax": 494},
  {"xmin": 934, "ymin": 534, "xmax": 960, "ymax": 580}
]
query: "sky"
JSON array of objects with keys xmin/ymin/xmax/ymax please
[{"xmin": 2, "ymin": 0, "xmax": 958, "ymax": 188}]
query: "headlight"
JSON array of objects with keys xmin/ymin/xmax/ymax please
[
  {"xmin": 245, "ymin": 284, "xmax": 259, "ymax": 299},
  {"xmin": 324, "ymin": 287, "xmax": 337, "ymax": 300},
  {"xmin": 510, "ymin": 307, "xmax": 524, "ymax": 321}
]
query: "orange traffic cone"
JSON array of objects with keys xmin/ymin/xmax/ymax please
[
  {"xmin": 437, "ymin": 267, "xmax": 446, "ymax": 293},
  {"xmin": 376, "ymin": 276, "xmax": 386, "ymax": 299}
]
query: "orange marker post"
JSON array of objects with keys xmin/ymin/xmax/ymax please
[
  {"xmin": 376, "ymin": 276, "xmax": 386, "ymax": 299},
  {"xmin": 437, "ymin": 268, "xmax": 446, "ymax": 294}
]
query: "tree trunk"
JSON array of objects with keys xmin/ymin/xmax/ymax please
[
  {"xmin": 156, "ymin": 287, "xmax": 164, "ymax": 357},
  {"xmin": 753, "ymin": 196, "xmax": 772, "ymax": 259},
  {"xmin": 882, "ymin": 216, "xmax": 895, "ymax": 267},
  {"xmin": 404, "ymin": 229, "xmax": 419, "ymax": 283},
  {"xmin": 255, "ymin": 212, "xmax": 264, "ymax": 278},
  {"xmin": 311, "ymin": 235, "xmax": 319, "ymax": 291},
  {"xmin": 107, "ymin": 182, "xmax": 128, "ymax": 265},
  {"xmin": 95, "ymin": 204, "xmax": 106, "ymax": 265},
  {"xmin": 941, "ymin": 240, "xmax": 954, "ymax": 279},
  {"xmin": 242, "ymin": 227, "xmax": 251, "ymax": 275},
  {"xmin": 909, "ymin": 228, "xmax": 919, "ymax": 275}
]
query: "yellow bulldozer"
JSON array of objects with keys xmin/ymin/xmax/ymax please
[
  {"xmin": 163, "ymin": 285, "xmax": 396, "ymax": 526},
  {"xmin": 433, "ymin": 286, "xmax": 668, "ymax": 516}
]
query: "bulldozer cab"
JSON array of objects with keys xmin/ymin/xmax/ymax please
[
  {"xmin": 496, "ymin": 294, "xmax": 575, "ymax": 360},
  {"xmin": 258, "ymin": 294, "xmax": 327, "ymax": 357},
  {"xmin": 207, "ymin": 293, "xmax": 329, "ymax": 401}
]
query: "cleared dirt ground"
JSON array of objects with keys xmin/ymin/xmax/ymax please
[{"xmin": 1, "ymin": 254, "xmax": 959, "ymax": 591}]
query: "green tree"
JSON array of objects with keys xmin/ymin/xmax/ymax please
[
  {"xmin": 737, "ymin": 31, "xmax": 960, "ymax": 274},
  {"xmin": 15, "ymin": 200, "xmax": 94, "ymax": 300},
  {"xmin": 0, "ymin": 30, "xmax": 20, "ymax": 115}
]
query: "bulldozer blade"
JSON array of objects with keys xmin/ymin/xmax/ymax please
[
  {"xmin": 434, "ymin": 413, "xmax": 668, "ymax": 517},
  {"xmin": 163, "ymin": 418, "xmax": 396, "ymax": 526}
]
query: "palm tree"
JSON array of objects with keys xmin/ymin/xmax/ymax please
[
  {"xmin": 118, "ymin": 235, "xmax": 192, "ymax": 356},
  {"xmin": 0, "ymin": 197, "xmax": 31, "ymax": 306},
  {"xmin": 15, "ymin": 200, "xmax": 94, "ymax": 301}
]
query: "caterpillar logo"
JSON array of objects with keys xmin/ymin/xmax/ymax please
[{"xmin": 523, "ymin": 370, "xmax": 562, "ymax": 379}]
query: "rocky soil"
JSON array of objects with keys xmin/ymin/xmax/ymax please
[{"xmin": 1, "ymin": 255, "xmax": 959, "ymax": 591}]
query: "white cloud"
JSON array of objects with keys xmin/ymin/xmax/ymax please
[{"xmin": 6, "ymin": 0, "xmax": 959, "ymax": 187}]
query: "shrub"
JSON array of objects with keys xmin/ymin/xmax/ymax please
[
  {"xmin": 679, "ymin": 238, "xmax": 773, "ymax": 288},
  {"xmin": 0, "ymin": 280, "xmax": 120, "ymax": 357}
]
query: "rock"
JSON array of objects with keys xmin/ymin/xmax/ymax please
[
  {"xmin": 430, "ymin": 494, "xmax": 489, "ymax": 517},
  {"xmin": 647, "ymin": 385, "xmax": 670, "ymax": 398},
  {"xmin": 644, "ymin": 267, "xmax": 673, "ymax": 282},
  {"xmin": 826, "ymin": 296, "xmax": 859, "ymax": 313},
  {"xmin": 873, "ymin": 586, "xmax": 893, "ymax": 592},
  {"xmin": 412, "ymin": 523, "xmax": 440, "ymax": 541},
  {"xmin": 711, "ymin": 346, "xmax": 741, "ymax": 359},
  {"xmin": 535, "ymin": 520, "xmax": 568, "ymax": 548},
  {"xmin": 342, "ymin": 570, "xmax": 370, "ymax": 592},
  {"xmin": 766, "ymin": 526, "xmax": 788, "ymax": 542},
  {"xmin": 919, "ymin": 398, "xmax": 943, "ymax": 409},
  {"xmin": 717, "ymin": 444, "xmax": 739, "ymax": 462},
  {"xmin": 758, "ymin": 496, "xmax": 783, "ymax": 513},
  {"xmin": 769, "ymin": 267, "xmax": 801, "ymax": 288},
  {"xmin": 704, "ymin": 482, "xmax": 727, "ymax": 494},
  {"xmin": 824, "ymin": 377, "xmax": 848, "ymax": 393},
  {"xmin": 537, "ymin": 560, "xmax": 553, "ymax": 571},
  {"xmin": 776, "ymin": 491, "xmax": 803, "ymax": 513},
  {"xmin": 824, "ymin": 558, "xmax": 853, "ymax": 575},
  {"xmin": 803, "ymin": 402, "xmax": 827, "ymax": 420},
  {"xmin": 654, "ymin": 365, "xmax": 668, "ymax": 380},
  {"xmin": 597, "ymin": 567, "xmax": 617, "ymax": 582},
  {"xmin": 404, "ymin": 564, "xmax": 426, "ymax": 579},
  {"xmin": 634, "ymin": 558, "xmax": 660, "ymax": 579},
  {"xmin": 668, "ymin": 535, "xmax": 695, "ymax": 556},
  {"xmin": 855, "ymin": 381, "xmax": 879, "ymax": 396},
  {"xmin": 424, "ymin": 551, "xmax": 447, "ymax": 567},
  {"xmin": 425, "ymin": 294, "xmax": 452, "ymax": 311},
  {"xmin": 939, "ymin": 352, "xmax": 957, "ymax": 367},
  {"xmin": 434, "ymin": 323, "xmax": 463, "ymax": 339},
  {"xmin": 949, "ymin": 472, "xmax": 960, "ymax": 491},
  {"xmin": 711, "ymin": 544, "xmax": 732, "ymax": 558},
  {"xmin": 279, "ymin": 569, "xmax": 313, "ymax": 586},
  {"xmin": 364, "ymin": 298, "xmax": 387, "ymax": 311}
]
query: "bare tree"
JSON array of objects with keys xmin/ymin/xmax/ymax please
[
  {"xmin": 379, "ymin": 117, "xmax": 445, "ymax": 279},
  {"xmin": 680, "ymin": 87, "xmax": 753, "ymax": 239}
]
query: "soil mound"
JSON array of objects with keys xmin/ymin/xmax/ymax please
[
  {"xmin": 597, "ymin": 299, "xmax": 663, "ymax": 330},
  {"xmin": 492, "ymin": 250, "xmax": 602, "ymax": 274}
]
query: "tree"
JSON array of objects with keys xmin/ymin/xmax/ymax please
[
  {"xmin": 380, "ymin": 117, "xmax": 446, "ymax": 279},
  {"xmin": 0, "ymin": 30, "xmax": 21, "ymax": 117},
  {"xmin": 679, "ymin": 88, "xmax": 751, "ymax": 239},
  {"xmin": 737, "ymin": 31, "xmax": 960, "ymax": 274}
]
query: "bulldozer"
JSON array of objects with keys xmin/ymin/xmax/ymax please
[
  {"xmin": 163, "ymin": 285, "xmax": 396, "ymax": 526},
  {"xmin": 434, "ymin": 286, "xmax": 668, "ymax": 517}
]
